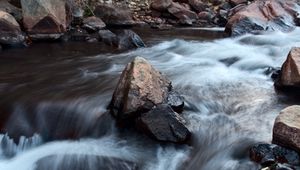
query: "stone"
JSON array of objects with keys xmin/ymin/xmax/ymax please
[
  {"xmin": 136, "ymin": 104, "xmax": 190, "ymax": 143},
  {"xmin": 8, "ymin": 0, "xmax": 21, "ymax": 8},
  {"xmin": 249, "ymin": 143, "xmax": 300, "ymax": 167},
  {"xmin": 151, "ymin": 0, "xmax": 172, "ymax": 11},
  {"xmin": 0, "ymin": 10, "xmax": 24, "ymax": 45},
  {"xmin": 94, "ymin": 4, "xmax": 135, "ymax": 26},
  {"xmin": 278, "ymin": 48, "xmax": 300, "ymax": 87},
  {"xmin": 98, "ymin": 29, "xmax": 118, "ymax": 47},
  {"xmin": 35, "ymin": 155, "xmax": 138, "ymax": 170},
  {"xmin": 82, "ymin": 16, "xmax": 106, "ymax": 32},
  {"xmin": 0, "ymin": 0, "xmax": 22, "ymax": 22},
  {"xmin": 21, "ymin": 0, "xmax": 68, "ymax": 39},
  {"xmin": 225, "ymin": 0, "xmax": 300, "ymax": 36},
  {"xmin": 110, "ymin": 57, "xmax": 171, "ymax": 119},
  {"xmin": 273, "ymin": 105, "xmax": 300, "ymax": 153},
  {"xmin": 116, "ymin": 30, "xmax": 146, "ymax": 50},
  {"xmin": 166, "ymin": 91, "xmax": 184, "ymax": 113},
  {"xmin": 229, "ymin": 0, "xmax": 248, "ymax": 6},
  {"xmin": 167, "ymin": 2, "xmax": 198, "ymax": 25},
  {"xmin": 188, "ymin": 0, "xmax": 208, "ymax": 13}
]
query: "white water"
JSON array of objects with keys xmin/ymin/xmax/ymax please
[{"xmin": 1, "ymin": 28, "xmax": 300, "ymax": 170}]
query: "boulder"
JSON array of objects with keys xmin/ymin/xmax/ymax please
[
  {"xmin": 21, "ymin": 0, "xmax": 68, "ymax": 39},
  {"xmin": 225, "ymin": 0, "xmax": 300, "ymax": 36},
  {"xmin": 0, "ymin": 0, "xmax": 22, "ymax": 21},
  {"xmin": 250, "ymin": 143, "xmax": 300, "ymax": 167},
  {"xmin": 98, "ymin": 29, "xmax": 118, "ymax": 47},
  {"xmin": 82, "ymin": 16, "xmax": 106, "ymax": 32},
  {"xmin": 8, "ymin": 0, "xmax": 21, "ymax": 8},
  {"xmin": 277, "ymin": 48, "xmax": 300, "ymax": 87},
  {"xmin": 151, "ymin": 0, "xmax": 172, "ymax": 11},
  {"xmin": 35, "ymin": 155, "xmax": 138, "ymax": 170},
  {"xmin": 136, "ymin": 105, "xmax": 190, "ymax": 143},
  {"xmin": 116, "ymin": 30, "xmax": 146, "ymax": 50},
  {"xmin": 110, "ymin": 57, "xmax": 171, "ymax": 119},
  {"xmin": 188, "ymin": 0, "xmax": 208, "ymax": 13},
  {"xmin": 273, "ymin": 105, "xmax": 300, "ymax": 153},
  {"xmin": 167, "ymin": 2, "xmax": 199, "ymax": 25},
  {"xmin": 94, "ymin": 4, "xmax": 135, "ymax": 26},
  {"xmin": 0, "ymin": 10, "xmax": 24, "ymax": 45}
]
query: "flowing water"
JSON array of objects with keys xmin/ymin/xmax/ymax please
[{"xmin": 0, "ymin": 28, "xmax": 299, "ymax": 170}]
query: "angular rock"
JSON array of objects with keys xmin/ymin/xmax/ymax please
[
  {"xmin": 225, "ymin": 0, "xmax": 300, "ymax": 36},
  {"xmin": 167, "ymin": 2, "xmax": 198, "ymax": 25},
  {"xmin": 250, "ymin": 143, "xmax": 300, "ymax": 167},
  {"xmin": 151, "ymin": 0, "xmax": 172, "ymax": 11},
  {"xmin": 110, "ymin": 57, "xmax": 171, "ymax": 119},
  {"xmin": 166, "ymin": 91, "xmax": 184, "ymax": 113},
  {"xmin": 0, "ymin": 10, "xmax": 24, "ymax": 45},
  {"xmin": 136, "ymin": 105, "xmax": 190, "ymax": 143},
  {"xmin": 278, "ymin": 48, "xmax": 300, "ymax": 87},
  {"xmin": 273, "ymin": 105, "xmax": 300, "ymax": 153},
  {"xmin": 82, "ymin": 16, "xmax": 106, "ymax": 32},
  {"xmin": 35, "ymin": 155, "xmax": 138, "ymax": 170},
  {"xmin": 94, "ymin": 4, "xmax": 135, "ymax": 26},
  {"xmin": 116, "ymin": 30, "xmax": 146, "ymax": 50},
  {"xmin": 98, "ymin": 29, "xmax": 118, "ymax": 47},
  {"xmin": 21, "ymin": 0, "xmax": 68, "ymax": 39}
]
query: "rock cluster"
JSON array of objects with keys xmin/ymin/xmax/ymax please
[{"xmin": 110, "ymin": 57, "xmax": 190, "ymax": 143}]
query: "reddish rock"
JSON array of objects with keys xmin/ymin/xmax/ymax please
[
  {"xmin": 151, "ymin": 0, "xmax": 172, "ymax": 12},
  {"xmin": 21, "ymin": 0, "xmax": 68, "ymax": 39},
  {"xmin": 110, "ymin": 57, "xmax": 171, "ymax": 119},
  {"xmin": 0, "ymin": 10, "xmax": 24, "ymax": 45},
  {"xmin": 273, "ymin": 105, "xmax": 300, "ymax": 153},
  {"xmin": 278, "ymin": 48, "xmax": 300, "ymax": 87},
  {"xmin": 167, "ymin": 2, "xmax": 199, "ymax": 25},
  {"xmin": 225, "ymin": 0, "xmax": 300, "ymax": 36},
  {"xmin": 229, "ymin": 0, "xmax": 248, "ymax": 6},
  {"xmin": 94, "ymin": 4, "xmax": 135, "ymax": 26},
  {"xmin": 188, "ymin": 0, "xmax": 208, "ymax": 13}
]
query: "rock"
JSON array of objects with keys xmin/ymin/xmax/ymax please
[
  {"xmin": 249, "ymin": 143, "xmax": 300, "ymax": 167},
  {"xmin": 166, "ymin": 91, "xmax": 184, "ymax": 113},
  {"xmin": 136, "ymin": 105, "xmax": 190, "ymax": 143},
  {"xmin": 167, "ymin": 2, "xmax": 198, "ymax": 25},
  {"xmin": 116, "ymin": 30, "xmax": 146, "ymax": 50},
  {"xmin": 151, "ymin": 0, "xmax": 172, "ymax": 11},
  {"xmin": 229, "ymin": 0, "xmax": 248, "ymax": 6},
  {"xmin": 188, "ymin": 0, "xmax": 208, "ymax": 13},
  {"xmin": 0, "ymin": 0, "xmax": 22, "ymax": 21},
  {"xmin": 94, "ymin": 4, "xmax": 135, "ymax": 26},
  {"xmin": 0, "ymin": 10, "xmax": 24, "ymax": 45},
  {"xmin": 21, "ymin": 0, "xmax": 68, "ymax": 39},
  {"xmin": 273, "ymin": 105, "xmax": 300, "ymax": 153},
  {"xmin": 35, "ymin": 155, "xmax": 138, "ymax": 170},
  {"xmin": 225, "ymin": 0, "xmax": 300, "ymax": 36},
  {"xmin": 277, "ymin": 48, "xmax": 300, "ymax": 87},
  {"xmin": 110, "ymin": 57, "xmax": 171, "ymax": 119},
  {"xmin": 98, "ymin": 29, "xmax": 118, "ymax": 47},
  {"xmin": 63, "ymin": 28, "xmax": 89, "ymax": 42},
  {"xmin": 82, "ymin": 16, "xmax": 106, "ymax": 32}
]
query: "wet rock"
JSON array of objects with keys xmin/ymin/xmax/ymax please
[
  {"xmin": 250, "ymin": 143, "xmax": 300, "ymax": 167},
  {"xmin": 110, "ymin": 57, "xmax": 171, "ymax": 119},
  {"xmin": 35, "ymin": 155, "xmax": 138, "ymax": 170},
  {"xmin": 0, "ymin": 10, "xmax": 24, "ymax": 45},
  {"xmin": 166, "ymin": 91, "xmax": 184, "ymax": 113},
  {"xmin": 136, "ymin": 104, "xmax": 190, "ymax": 143},
  {"xmin": 116, "ymin": 30, "xmax": 146, "ymax": 50},
  {"xmin": 273, "ymin": 105, "xmax": 300, "ymax": 153},
  {"xmin": 98, "ymin": 29, "xmax": 118, "ymax": 47},
  {"xmin": 151, "ymin": 0, "xmax": 172, "ymax": 11},
  {"xmin": 63, "ymin": 28, "xmax": 89, "ymax": 42},
  {"xmin": 21, "ymin": 0, "xmax": 68, "ymax": 39},
  {"xmin": 94, "ymin": 4, "xmax": 135, "ymax": 26},
  {"xmin": 277, "ymin": 48, "xmax": 300, "ymax": 87},
  {"xmin": 167, "ymin": 2, "xmax": 198, "ymax": 25},
  {"xmin": 82, "ymin": 16, "xmax": 106, "ymax": 32},
  {"xmin": 225, "ymin": 0, "xmax": 300, "ymax": 36}
]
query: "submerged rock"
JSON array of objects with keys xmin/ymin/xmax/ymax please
[
  {"xmin": 273, "ymin": 105, "xmax": 300, "ymax": 153},
  {"xmin": 277, "ymin": 48, "xmax": 300, "ymax": 87},
  {"xmin": 21, "ymin": 0, "xmax": 68, "ymax": 40},
  {"xmin": 94, "ymin": 4, "xmax": 135, "ymax": 26},
  {"xmin": 35, "ymin": 155, "xmax": 138, "ymax": 170},
  {"xmin": 250, "ymin": 143, "xmax": 300, "ymax": 167},
  {"xmin": 0, "ymin": 10, "xmax": 24, "ymax": 46},
  {"xmin": 137, "ymin": 105, "xmax": 190, "ymax": 143},
  {"xmin": 110, "ymin": 57, "xmax": 171, "ymax": 119},
  {"xmin": 225, "ymin": 0, "xmax": 300, "ymax": 36}
]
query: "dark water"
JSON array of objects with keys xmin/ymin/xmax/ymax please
[{"xmin": 0, "ymin": 27, "xmax": 298, "ymax": 170}]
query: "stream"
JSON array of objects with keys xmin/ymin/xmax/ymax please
[{"xmin": 0, "ymin": 28, "xmax": 299, "ymax": 170}]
